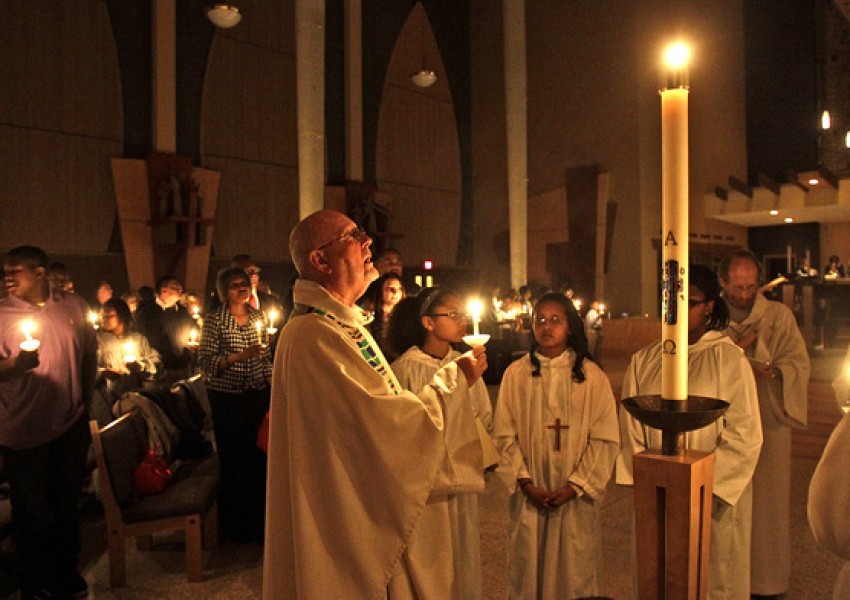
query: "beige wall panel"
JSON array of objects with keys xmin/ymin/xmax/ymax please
[
  {"xmin": 1, "ymin": 126, "xmax": 120, "ymax": 253},
  {"xmin": 221, "ymin": 1, "xmax": 295, "ymax": 56},
  {"xmin": 377, "ymin": 86, "xmax": 461, "ymax": 193},
  {"xmin": 204, "ymin": 40, "xmax": 297, "ymax": 167},
  {"xmin": 821, "ymin": 222, "xmax": 850, "ymax": 268},
  {"xmin": 0, "ymin": 1, "xmax": 120, "ymax": 138},
  {"xmin": 378, "ymin": 182, "xmax": 460, "ymax": 269},
  {"xmin": 201, "ymin": 157, "xmax": 298, "ymax": 261},
  {"xmin": 527, "ymin": 187, "xmax": 569, "ymax": 284}
]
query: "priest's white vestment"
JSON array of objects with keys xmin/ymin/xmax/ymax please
[
  {"xmin": 391, "ymin": 346, "xmax": 492, "ymax": 599},
  {"xmin": 808, "ymin": 411, "xmax": 850, "ymax": 600},
  {"xmin": 263, "ymin": 280, "xmax": 473, "ymax": 600},
  {"xmin": 723, "ymin": 293, "xmax": 809, "ymax": 595},
  {"xmin": 616, "ymin": 330, "xmax": 763, "ymax": 600},
  {"xmin": 494, "ymin": 350, "xmax": 619, "ymax": 600}
]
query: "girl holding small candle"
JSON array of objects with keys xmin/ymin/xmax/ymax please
[
  {"xmin": 494, "ymin": 292, "xmax": 619, "ymax": 599},
  {"xmin": 386, "ymin": 287, "xmax": 494, "ymax": 598},
  {"xmin": 198, "ymin": 267, "xmax": 271, "ymax": 542},
  {"xmin": 93, "ymin": 298, "xmax": 163, "ymax": 424}
]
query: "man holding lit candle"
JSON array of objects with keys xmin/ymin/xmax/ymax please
[
  {"xmin": 263, "ymin": 209, "xmax": 487, "ymax": 600},
  {"xmin": 0, "ymin": 245, "xmax": 97, "ymax": 600},
  {"xmin": 719, "ymin": 249, "xmax": 810, "ymax": 599},
  {"xmin": 135, "ymin": 275, "xmax": 194, "ymax": 387}
]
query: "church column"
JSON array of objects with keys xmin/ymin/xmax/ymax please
[
  {"xmin": 344, "ymin": 0, "xmax": 363, "ymax": 182},
  {"xmin": 297, "ymin": 0, "xmax": 326, "ymax": 218},
  {"xmin": 152, "ymin": 0, "xmax": 176, "ymax": 153},
  {"xmin": 503, "ymin": 0, "xmax": 528, "ymax": 290}
]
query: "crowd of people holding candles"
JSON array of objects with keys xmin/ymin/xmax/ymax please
[{"xmin": 3, "ymin": 216, "xmax": 849, "ymax": 598}]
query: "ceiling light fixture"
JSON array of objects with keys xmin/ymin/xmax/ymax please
[
  {"xmin": 784, "ymin": 217, "xmax": 794, "ymax": 223},
  {"xmin": 769, "ymin": 210, "xmax": 779, "ymax": 216},
  {"xmin": 411, "ymin": 69, "xmax": 437, "ymax": 88},
  {"xmin": 206, "ymin": 4, "xmax": 242, "ymax": 29},
  {"xmin": 808, "ymin": 178, "xmax": 820, "ymax": 186}
]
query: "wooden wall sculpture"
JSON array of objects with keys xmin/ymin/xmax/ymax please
[{"xmin": 111, "ymin": 153, "xmax": 220, "ymax": 294}]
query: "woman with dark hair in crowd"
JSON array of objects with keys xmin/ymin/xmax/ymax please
[
  {"xmin": 493, "ymin": 291, "xmax": 619, "ymax": 599},
  {"xmin": 366, "ymin": 272, "xmax": 405, "ymax": 359},
  {"xmin": 617, "ymin": 264, "xmax": 763, "ymax": 598},
  {"xmin": 197, "ymin": 267, "xmax": 272, "ymax": 542}
]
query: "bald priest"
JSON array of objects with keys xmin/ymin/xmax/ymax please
[{"xmin": 263, "ymin": 209, "xmax": 488, "ymax": 599}]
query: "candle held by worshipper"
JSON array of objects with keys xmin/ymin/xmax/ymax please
[
  {"xmin": 87, "ymin": 310, "xmax": 99, "ymax": 330},
  {"xmin": 122, "ymin": 340, "xmax": 138, "ymax": 364},
  {"xmin": 187, "ymin": 328, "xmax": 200, "ymax": 347},
  {"xmin": 467, "ymin": 298, "xmax": 484, "ymax": 336},
  {"xmin": 256, "ymin": 320, "xmax": 264, "ymax": 345},
  {"xmin": 267, "ymin": 309, "xmax": 279, "ymax": 334},
  {"xmin": 19, "ymin": 319, "xmax": 40, "ymax": 352}
]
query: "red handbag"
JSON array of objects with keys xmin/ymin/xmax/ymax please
[
  {"xmin": 133, "ymin": 449, "xmax": 173, "ymax": 497},
  {"xmin": 257, "ymin": 410, "xmax": 270, "ymax": 454}
]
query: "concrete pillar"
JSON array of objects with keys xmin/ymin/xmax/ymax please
[
  {"xmin": 152, "ymin": 0, "xmax": 176, "ymax": 153},
  {"xmin": 503, "ymin": 0, "xmax": 528, "ymax": 290},
  {"xmin": 344, "ymin": 0, "xmax": 363, "ymax": 182},
  {"xmin": 297, "ymin": 0, "xmax": 326, "ymax": 219}
]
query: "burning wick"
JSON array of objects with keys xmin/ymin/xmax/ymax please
[
  {"xmin": 20, "ymin": 319, "xmax": 41, "ymax": 352},
  {"xmin": 187, "ymin": 328, "xmax": 199, "ymax": 347},
  {"xmin": 467, "ymin": 298, "xmax": 484, "ymax": 336},
  {"xmin": 88, "ymin": 311, "xmax": 99, "ymax": 330},
  {"xmin": 122, "ymin": 340, "xmax": 138, "ymax": 364},
  {"xmin": 267, "ymin": 309, "xmax": 278, "ymax": 335}
]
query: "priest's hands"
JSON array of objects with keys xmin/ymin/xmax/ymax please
[{"xmin": 456, "ymin": 346, "xmax": 488, "ymax": 388}]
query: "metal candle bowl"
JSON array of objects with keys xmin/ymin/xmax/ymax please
[{"xmin": 621, "ymin": 395, "xmax": 729, "ymax": 455}]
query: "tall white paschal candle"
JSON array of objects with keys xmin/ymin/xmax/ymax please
[{"xmin": 660, "ymin": 44, "xmax": 690, "ymax": 403}]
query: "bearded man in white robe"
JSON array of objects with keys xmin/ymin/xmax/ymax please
[
  {"xmin": 719, "ymin": 249, "xmax": 809, "ymax": 599},
  {"xmin": 618, "ymin": 264, "xmax": 763, "ymax": 599},
  {"xmin": 263, "ymin": 210, "xmax": 487, "ymax": 600}
]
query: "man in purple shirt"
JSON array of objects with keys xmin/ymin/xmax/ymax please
[{"xmin": 0, "ymin": 245, "xmax": 97, "ymax": 600}]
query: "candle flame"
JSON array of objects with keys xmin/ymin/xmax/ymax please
[
  {"xmin": 268, "ymin": 309, "xmax": 278, "ymax": 327},
  {"xmin": 21, "ymin": 319, "xmax": 36, "ymax": 341},
  {"xmin": 467, "ymin": 298, "xmax": 484, "ymax": 322},
  {"xmin": 664, "ymin": 43, "xmax": 690, "ymax": 70}
]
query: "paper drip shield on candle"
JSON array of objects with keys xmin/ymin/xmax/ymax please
[
  {"xmin": 621, "ymin": 395, "xmax": 729, "ymax": 433},
  {"xmin": 462, "ymin": 334, "xmax": 490, "ymax": 347}
]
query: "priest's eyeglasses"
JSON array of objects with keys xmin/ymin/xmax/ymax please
[
  {"xmin": 315, "ymin": 226, "xmax": 368, "ymax": 250},
  {"xmin": 427, "ymin": 311, "xmax": 469, "ymax": 322}
]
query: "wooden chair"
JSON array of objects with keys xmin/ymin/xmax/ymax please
[{"xmin": 89, "ymin": 412, "xmax": 219, "ymax": 587}]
